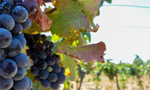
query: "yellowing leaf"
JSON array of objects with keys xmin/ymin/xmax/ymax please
[{"xmin": 57, "ymin": 42, "xmax": 106, "ymax": 62}]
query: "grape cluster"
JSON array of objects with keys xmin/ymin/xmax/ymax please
[
  {"xmin": 24, "ymin": 34, "xmax": 66, "ymax": 90},
  {"xmin": 0, "ymin": 0, "xmax": 37, "ymax": 89}
]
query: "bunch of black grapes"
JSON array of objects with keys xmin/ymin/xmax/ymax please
[
  {"xmin": 24, "ymin": 34, "xmax": 66, "ymax": 90},
  {"xmin": 0, "ymin": 0, "xmax": 38, "ymax": 89}
]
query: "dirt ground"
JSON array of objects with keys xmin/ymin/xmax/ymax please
[{"xmin": 70, "ymin": 75, "xmax": 150, "ymax": 90}]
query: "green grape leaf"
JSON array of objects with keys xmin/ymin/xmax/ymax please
[
  {"xmin": 50, "ymin": 0, "xmax": 90, "ymax": 37},
  {"xmin": 57, "ymin": 41, "xmax": 106, "ymax": 62},
  {"xmin": 62, "ymin": 54, "xmax": 76, "ymax": 80}
]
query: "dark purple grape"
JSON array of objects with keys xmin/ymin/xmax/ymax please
[
  {"xmin": 36, "ymin": 61, "xmax": 47, "ymax": 70},
  {"xmin": 38, "ymin": 43, "xmax": 46, "ymax": 51},
  {"xmin": 39, "ymin": 70, "xmax": 49, "ymax": 79},
  {"xmin": 45, "ymin": 48, "xmax": 53, "ymax": 56},
  {"xmin": 21, "ymin": 18, "xmax": 31, "ymax": 29},
  {"xmin": 0, "ymin": 28, "xmax": 12, "ymax": 48},
  {"xmin": 46, "ymin": 56, "xmax": 55, "ymax": 66},
  {"xmin": 31, "ymin": 66, "xmax": 40, "ymax": 76},
  {"xmin": 11, "ymin": 6, "xmax": 28, "ymax": 23},
  {"xmin": 41, "ymin": 79, "xmax": 51, "ymax": 88},
  {"xmin": 22, "ymin": 0, "xmax": 38, "ymax": 14},
  {"xmin": 13, "ymin": 76, "xmax": 29, "ymax": 90},
  {"xmin": 38, "ymin": 51, "xmax": 47, "ymax": 60},
  {"xmin": 26, "ymin": 77, "xmax": 32, "ymax": 90},
  {"xmin": 48, "ymin": 73, "xmax": 58, "ymax": 82},
  {"xmin": 11, "ymin": 23, "xmax": 23, "ymax": 35},
  {"xmin": 13, "ymin": 68, "xmax": 26, "ymax": 81},
  {"xmin": 0, "ymin": 14, "xmax": 15, "ymax": 31},
  {"xmin": 52, "ymin": 64, "xmax": 61, "ymax": 74},
  {"xmin": 60, "ymin": 67, "xmax": 65, "ymax": 74},
  {"xmin": 43, "ymin": 40, "xmax": 50, "ymax": 48},
  {"xmin": 57, "ymin": 73, "xmax": 66, "ymax": 84},
  {"xmin": 0, "ymin": 59, "xmax": 18, "ymax": 79},
  {"xmin": 51, "ymin": 82, "xmax": 59, "ymax": 90},
  {"xmin": 6, "ymin": 38, "xmax": 22, "ymax": 57},
  {"xmin": 52, "ymin": 54, "xmax": 60, "ymax": 64},
  {"xmin": 13, "ymin": 53, "xmax": 29, "ymax": 68},
  {"xmin": 0, "ymin": 76, "xmax": 13, "ymax": 90}
]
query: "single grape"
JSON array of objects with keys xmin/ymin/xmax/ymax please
[
  {"xmin": 13, "ymin": 35, "xmax": 26, "ymax": 49},
  {"xmin": 26, "ymin": 77, "xmax": 32, "ymax": 90},
  {"xmin": 45, "ymin": 48, "xmax": 53, "ymax": 56},
  {"xmin": 46, "ymin": 56, "xmax": 55, "ymax": 66},
  {"xmin": 60, "ymin": 67, "xmax": 65, "ymax": 74},
  {"xmin": 39, "ymin": 70, "xmax": 49, "ymax": 79},
  {"xmin": 36, "ymin": 60, "xmax": 47, "ymax": 70},
  {"xmin": 52, "ymin": 64, "xmax": 61, "ymax": 74},
  {"xmin": 0, "ymin": 28, "xmax": 12, "ymax": 48},
  {"xmin": 57, "ymin": 73, "xmax": 66, "ymax": 84},
  {"xmin": 52, "ymin": 54, "xmax": 60, "ymax": 64},
  {"xmin": 43, "ymin": 40, "xmax": 50, "ymax": 48},
  {"xmin": 38, "ymin": 51, "xmax": 47, "ymax": 60},
  {"xmin": 11, "ymin": 6, "xmax": 28, "ymax": 23},
  {"xmin": 6, "ymin": 38, "xmax": 22, "ymax": 57},
  {"xmin": 13, "ymin": 53, "xmax": 29, "ymax": 68},
  {"xmin": 11, "ymin": 23, "xmax": 23, "ymax": 35},
  {"xmin": 0, "ymin": 76, "xmax": 14, "ymax": 90},
  {"xmin": 47, "ymin": 66, "xmax": 53, "ymax": 72},
  {"xmin": 48, "ymin": 73, "xmax": 58, "ymax": 82},
  {"xmin": 21, "ymin": 18, "xmax": 31, "ymax": 29},
  {"xmin": 0, "ymin": 59, "xmax": 18, "ymax": 79},
  {"xmin": 31, "ymin": 66, "xmax": 40, "ymax": 76},
  {"xmin": 38, "ymin": 43, "xmax": 46, "ymax": 51},
  {"xmin": 13, "ymin": 68, "xmax": 26, "ymax": 81},
  {"xmin": 22, "ymin": 0, "xmax": 38, "ymax": 14},
  {"xmin": 0, "ymin": 14, "xmax": 15, "ymax": 31},
  {"xmin": 41, "ymin": 79, "xmax": 51, "ymax": 88},
  {"xmin": 51, "ymin": 82, "xmax": 59, "ymax": 90},
  {"xmin": 13, "ymin": 76, "xmax": 29, "ymax": 90}
]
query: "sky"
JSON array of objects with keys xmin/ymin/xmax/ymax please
[{"xmin": 91, "ymin": 0, "xmax": 150, "ymax": 63}]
